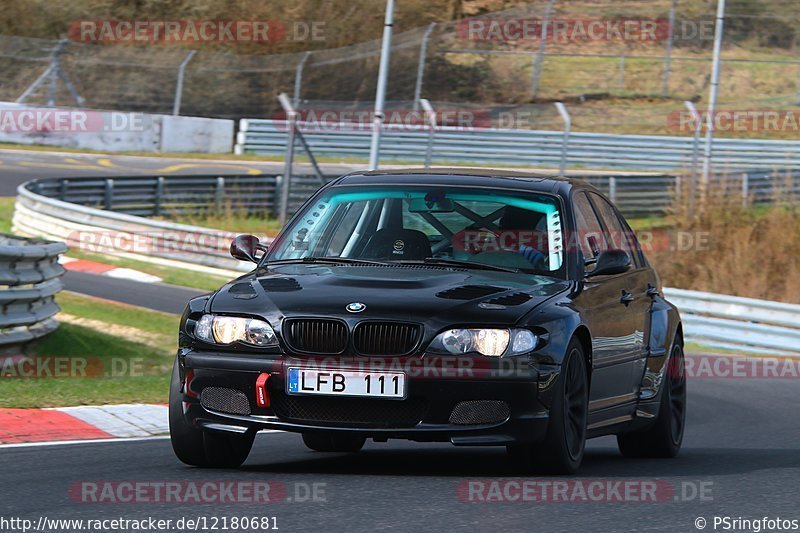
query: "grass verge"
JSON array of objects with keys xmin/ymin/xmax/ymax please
[
  {"xmin": 0, "ymin": 292, "xmax": 178, "ymax": 408},
  {"xmin": 0, "ymin": 197, "xmax": 14, "ymax": 234}
]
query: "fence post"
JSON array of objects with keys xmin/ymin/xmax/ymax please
[
  {"xmin": 662, "ymin": 0, "xmax": 678, "ymax": 97},
  {"xmin": 412, "ymin": 23, "xmax": 436, "ymax": 111},
  {"xmin": 684, "ymin": 101, "xmax": 702, "ymax": 219},
  {"xmin": 293, "ymin": 51, "xmax": 311, "ymax": 107},
  {"xmin": 530, "ymin": 0, "xmax": 556, "ymax": 100},
  {"xmin": 278, "ymin": 93, "xmax": 298, "ymax": 226},
  {"xmin": 419, "ymin": 98, "xmax": 436, "ymax": 168},
  {"xmin": 618, "ymin": 54, "xmax": 626, "ymax": 93},
  {"xmin": 796, "ymin": 65, "xmax": 800, "ymax": 106},
  {"xmin": 554, "ymin": 102, "xmax": 571, "ymax": 176},
  {"xmin": 173, "ymin": 50, "xmax": 196, "ymax": 116},
  {"xmin": 104, "ymin": 179, "xmax": 114, "ymax": 210},
  {"xmin": 700, "ymin": 0, "xmax": 728, "ymax": 208},
  {"xmin": 215, "ymin": 177, "xmax": 225, "ymax": 212},
  {"xmin": 154, "ymin": 176, "xmax": 165, "ymax": 217}
]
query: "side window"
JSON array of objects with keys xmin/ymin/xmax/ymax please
[
  {"xmin": 588, "ymin": 193, "xmax": 639, "ymax": 266},
  {"xmin": 572, "ymin": 192, "xmax": 607, "ymax": 264}
]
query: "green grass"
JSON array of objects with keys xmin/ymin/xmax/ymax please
[
  {"xmin": 165, "ymin": 210, "xmax": 283, "ymax": 236},
  {"xmin": 1, "ymin": 293, "xmax": 179, "ymax": 407},
  {"xmin": 0, "ymin": 197, "xmax": 14, "ymax": 234}
]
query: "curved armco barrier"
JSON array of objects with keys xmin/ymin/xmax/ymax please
[
  {"xmin": 13, "ymin": 175, "xmax": 281, "ymax": 275},
  {"xmin": 13, "ymin": 175, "xmax": 800, "ymax": 355},
  {"xmin": 0, "ymin": 234, "xmax": 66, "ymax": 345}
]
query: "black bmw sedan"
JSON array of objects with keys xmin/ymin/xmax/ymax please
[{"xmin": 170, "ymin": 169, "xmax": 686, "ymax": 474}]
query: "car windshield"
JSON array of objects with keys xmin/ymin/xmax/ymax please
[{"xmin": 267, "ymin": 185, "xmax": 565, "ymax": 277}]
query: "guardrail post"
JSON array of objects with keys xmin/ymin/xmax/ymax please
[
  {"xmin": 741, "ymin": 172, "xmax": 749, "ymax": 207},
  {"xmin": 554, "ymin": 102, "xmax": 571, "ymax": 176},
  {"xmin": 608, "ymin": 177, "xmax": 617, "ymax": 204},
  {"xmin": 59, "ymin": 179, "xmax": 68, "ymax": 201},
  {"xmin": 618, "ymin": 54, "xmax": 626, "ymax": 93},
  {"xmin": 154, "ymin": 176, "xmax": 165, "ymax": 217},
  {"xmin": 215, "ymin": 177, "xmax": 225, "ymax": 213},
  {"xmin": 104, "ymin": 179, "xmax": 114, "ymax": 210}
]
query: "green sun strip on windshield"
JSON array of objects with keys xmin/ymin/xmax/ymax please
[
  {"xmin": 281, "ymin": 189, "xmax": 563, "ymax": 267},
  {"xmin": 329, "ymin": 191, "xmax": 558, "ymax": 215}
]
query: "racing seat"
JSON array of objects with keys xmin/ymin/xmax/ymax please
[{"xmin": 361, "ymin": 228, "xmax": 433, "ymax": 261}]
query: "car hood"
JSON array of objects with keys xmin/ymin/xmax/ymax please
[{"xmin": 209, "ymin": 264, "xmax": 570, "ymax": 329}]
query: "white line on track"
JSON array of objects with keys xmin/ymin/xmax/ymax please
[{"xmin": 0, "ymin": 430, "xmax": 284, "ymax": 450}]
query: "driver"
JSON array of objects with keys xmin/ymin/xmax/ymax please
[{"xmin": 497, "ymin": 206, "xmax": 548, "ymax": 269}]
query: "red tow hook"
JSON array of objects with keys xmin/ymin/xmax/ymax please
[{"xmin": 255, "ymin": 373, "xmax": 271, "ymax": 408}]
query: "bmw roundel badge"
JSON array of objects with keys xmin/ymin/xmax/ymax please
[{"xmin": 346, "ymin": 302, "xmax": 367, "ymax": 313}]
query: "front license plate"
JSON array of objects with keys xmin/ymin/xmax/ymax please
[{"xmin": 287, "ymin": 368, "xmax": 406, "ymax": 399}]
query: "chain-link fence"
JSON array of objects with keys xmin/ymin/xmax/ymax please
[{"xmin": 2, "ymin": 0, "xmax": 800, "ymax": 137}]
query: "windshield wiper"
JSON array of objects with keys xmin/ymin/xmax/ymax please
[
  {"xmin": 409, "ymin": 257, "xmax": 522, "ymax": 273},
  {"xmin": 264, "ymin": 256, "xmax": 390, "ymax": 266}
]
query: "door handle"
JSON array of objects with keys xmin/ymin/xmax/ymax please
[{"xmin": 620, "ymin": 290, "xmax": 634, "ymax": 306}]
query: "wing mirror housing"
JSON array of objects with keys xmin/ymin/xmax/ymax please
[
  {"xmin": 230, "ymin": 234, "xmax": 268, "ymax": 263},
  {"xmin": 586, "ymin": 249, "xmax": 631, "ymax": 277}
]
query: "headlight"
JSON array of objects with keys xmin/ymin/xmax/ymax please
[
  {"xmin": 431, "ymin": 328, "xmax": 538, "ymax": 357},
  {"xmin": 194, "ymin": 315, "xmax": 278, "ymax": 347}
]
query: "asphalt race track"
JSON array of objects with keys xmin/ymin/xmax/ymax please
[
  {"xmin": 1, "ymin": 377, "xmax": 798, "ymax": 531},
  {"xmin": 0, "ymin": 148, "xmax": 361, "ymax": 195},
  {"xmin": 62, "ymin": 271, "xmax": 207, "ymax": 314}
]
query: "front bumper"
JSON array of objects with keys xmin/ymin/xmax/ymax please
[{"xmin": 179, "ymin": 350, "xmax": 557, "ymax": 446}]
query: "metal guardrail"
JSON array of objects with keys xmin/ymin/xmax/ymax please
[
  {"xmin": 663, "ymin": 288, "xmax": 800, "ymax": 356},
  {"xmin": 0, "ymin": 234, "xmax": 66, "ymax": 346},
  {"xmin": 235, "ymin": 120, "xmax": 800, "ymax": 172},
  {"xmin": 12, "ymin": 176, "xmax": 277, "ymax": 274},
  {"xmin": 13, "ymin": 175, "xmax": 798, "ymax": 355}
]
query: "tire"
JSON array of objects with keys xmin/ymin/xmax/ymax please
[
  {"xmin": 507, "ymin": 338, "xmax": 588, "ymax": 475},
  {"xmin": 202, "ymin": 430, "xmax": 255, "ymax": 469},
  {"xmin": 617, "ymin": 339, "xmax": 687, "ymax": 458},
  {"xmin": 169, "ymin": 357, "xmax": 208, "ymax": 466},
  {"xmin": 169, "ymin": 357, "xmax": 255, "ymax": 468},
  {"xmin": 302, "ymin": 433, "xmax": 366, "ymax": 453}
]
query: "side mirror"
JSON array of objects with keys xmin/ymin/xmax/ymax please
[
  {"xmin": 586, "ymin": 249, "xmax": 631, "ymax": 277},
  {"xmin": 230, "ymin": 234, "xmax": 267, "ymax": 263}
]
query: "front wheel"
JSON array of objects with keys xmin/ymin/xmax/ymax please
[
  {"xmin": 169, "ymin": 357, "xmax": 255, "ymax": 468},
  {"xmin": 508, "ymin": 338, "xmax": 588, "ymax": 474},
  {"xmin": 617, "ymin": 340, "xmax": 686, "ymax": 458}
]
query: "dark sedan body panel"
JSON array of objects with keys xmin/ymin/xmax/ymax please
[{"xmin": 173, "ymin": 169, "xmax": 683, "ymax": 462}]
